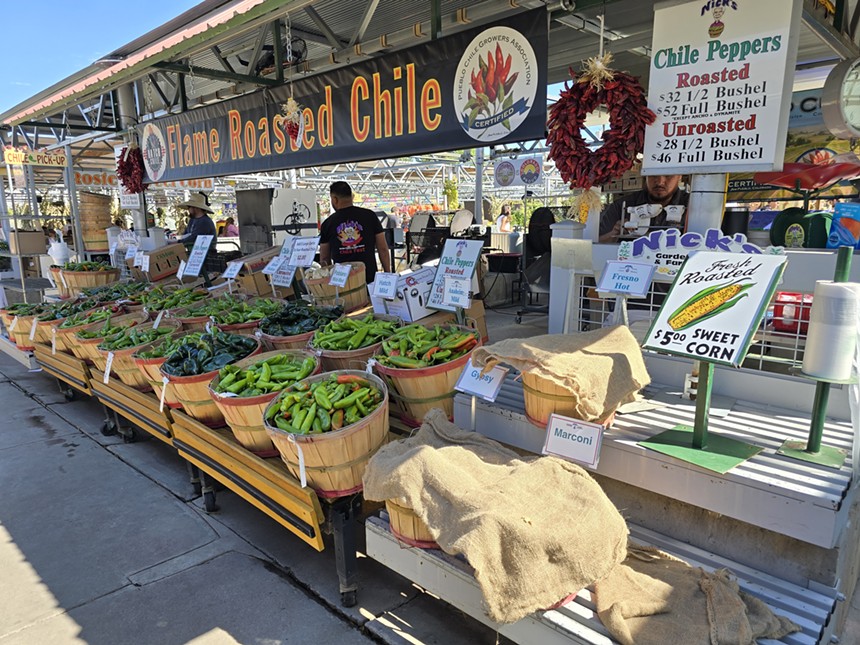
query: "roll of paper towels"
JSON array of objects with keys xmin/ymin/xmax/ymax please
[{"xmin": 802, "ymin": 281, "xmax": 860, "ymax": 381}]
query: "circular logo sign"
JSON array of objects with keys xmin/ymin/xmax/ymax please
[
  {"xmin": 519, "ymin": 158, "xmax": 541, "ymax": 184},
  {"xmin": 141, "ymin": 123, "xmax": 168, "ymax": 182},
  {"xmin": 453, "ymin": 26, "xmax": 537, "ymax": 142},
  {"xmin": 495, "ymin": 160, "xmax": 516, "ymax": 186}
]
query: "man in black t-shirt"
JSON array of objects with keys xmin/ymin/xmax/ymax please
[{"xmin": 320, "ymin": 181, "xmax": 392, "ymax": 283}]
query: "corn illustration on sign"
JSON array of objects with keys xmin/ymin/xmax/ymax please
[{"xmin": 642, "ymin": 252, "xmax": 788, "ymax": 367}]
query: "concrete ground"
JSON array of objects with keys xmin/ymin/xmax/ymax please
[{"xmin": 1, "ymin": 304, "xmax": 859, "ymax": 644}]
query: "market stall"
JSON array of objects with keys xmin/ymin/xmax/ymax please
[{"xmin": 3, "ymin": 0, "xmax": 860, "ymax": 641}]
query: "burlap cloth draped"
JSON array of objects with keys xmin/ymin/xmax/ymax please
[
  {"xmin": 470, "ymin": 326, "xmax": 650, "ymax": 423},
  {"xmin": 364, "ymin": 410, "xmax": 801, "ymax": 641},
  {"xmin": 595, "ymin": 546, "xmax": 799, "ymax": 644},
  {"xmin": 364, "ymin": 409, "xmax": 629, "ymax": 623}
]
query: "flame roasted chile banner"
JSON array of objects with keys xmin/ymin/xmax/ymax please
[{"xmin": 138, "ymin": 9, "xmax": 548, "ymax": 183}]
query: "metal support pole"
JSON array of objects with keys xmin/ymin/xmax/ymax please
[
  {"xmin": 430, "ymin": 0, "xmax": 442, "ymax": 39},
  {"xmin": 474, "ymin": 147, "xmax": 484, "ymax": 224},
  {"xmin": 272, "ymin": 20, "xmax": 284, "ymax": 83},
  {"xmin": 692, "ymin": 361, "xmax": 714, "ymax": 450},
  {"xmin": 806, "ymin": 246, "xmax": 853, "ymax": 454},
  {"xmin": 686, "ymin": 173, "xmax": 727, "ymax": 235},
  {"xmin": 65, "ymin": 144, "xmax": 86, "ymax": 262}
]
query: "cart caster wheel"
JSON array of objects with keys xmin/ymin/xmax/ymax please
[
  {"xmin": 203, "ymin": 491, "xmax": 219, "ymax": 513},
  {"xmin": 100, "ymin": 420, "xmax": 118, "ymax": 436},
  {"xmin": 120, "ymin": 427, "xmax": 139, "ymax": 443},
  {"xmin": 515, "ymin": 316, "xmax": 522, "ymax": 324},
  {"xmin": 340, "ymin": 590, "xmax": 357, "ymax": 607},
  {"xmin": 63, "ymin": 389, "xmax": 76, "ymax": 401}
]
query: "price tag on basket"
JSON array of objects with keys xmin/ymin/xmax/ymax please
[
  {"xmin": 159, "ymin": 376, "xmax": 169, "ymax": 412},
  {"xmin": 133, "ymin": 251, "xmax": 144, "ymax": 268},
  {"xmin": 222, "ymin": 261, "xmax": 242, "ymax": 280},
  {"xmin": 176, "ymin": 260, "xmax": 187, "ymax": 281},
  {"xmin": 124, "ymin": 245, "xmax": 138, "ymax": 261},
  {"xmin": 29, "ymin": 320, "xmax": 38, "ymax": 341},
  {"xmin": 262, "ymin": 256, "xmax": 286, "ymax": 275},
  {"xmin": 184, "ymin": 235, "xmax": 213, "ymax": 278},
  {"xmin": 542, "ymin": 414, "xmax": 604, "ymax": 468},
  {"xmin": 373, "ymin": 272, "xmax": 399, "ymax": 300},
  {"xmin": 289, "ymin": 236, "xmax": 320, "ymax": 268},
  {"xmin": 153, "ymin": 310, "xmax": 165, "ymax": 330},
  {"xmin": 59, "ymin": 271, "xmax": 67, "ymax": 288},
  {"xmin": 140, "ymin": 255, "xmax": 150, "ymax": 273},
  {"xmin": 271, "ymin": 263, "xmax": 296, "ymax": 288},
  {"xmin": 454, "ymin": 358, "xmax": 509, "ymax": 402},
  {"xmin": 329, "ymin": 263, "xmax": 351, "ymax": 288},
  {"xmin": 103, "ymin": 352, "xmax": 115, "ymax": 384},
  {"xmin": 51, "ymin": 327, "xmax": 57, "ymax": 355},
  {"xmin": 442, "ymin": 276, "xmax": 471, "ymax": 309},
  {"xmin": 9, "ymin": 316, "xmax": 18, "ymax": 332}
]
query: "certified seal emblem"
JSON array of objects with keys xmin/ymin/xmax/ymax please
[
  {"xmin": 454, "ymin": 26, "xmax": 537, "ymax": 142},
  {"xmin": 141, "ymin": 123, "xmax": 168, "ymax": 182}
]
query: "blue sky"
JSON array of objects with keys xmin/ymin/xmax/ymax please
[{"xmin": 0, "ymin": 1, "xmax": 199, "ymax": 114}]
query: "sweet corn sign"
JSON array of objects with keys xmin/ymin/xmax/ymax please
[{"xmin": 642, "ymin": 251, "xmax": 787, "ymax": 366}]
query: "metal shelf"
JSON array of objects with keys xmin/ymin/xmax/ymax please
[
  {"xmin": 0, "ymin": 278, "xmax": 53, "ymax": 292},
  {"xmin": 0, "ymin": 250, "xmax": 48, "ymax": 258},
  {"xmin": 0, "ymin": 215, "xmax": 53, "ymax": 221}
]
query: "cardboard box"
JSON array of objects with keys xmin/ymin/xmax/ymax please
[
  {"xmin": 126, "ymin": 243, "xmax": 187, "ymax": 281},
  {"xmin": 7, "ymin": 230, "xmax": 46, "ymax": 255},
  {"xmin": 369, "ymin": 267, "xmax": 436, "ymax": 322},
  {"xmin": 238, "ymin": 246, "xmax": 283, "ymax": 274},
  {"xmin": 237, "ymin": 271, "xmax": 293, "ymax": 298}
]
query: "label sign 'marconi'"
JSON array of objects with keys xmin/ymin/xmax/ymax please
[{"xmin": 617, "ymin": 227, "xmax": 784, "ymax": 281}]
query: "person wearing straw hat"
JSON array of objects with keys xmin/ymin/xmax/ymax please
[{"xmin": 176, "ymin": 192, "xmax": 217, "ymax": 246}]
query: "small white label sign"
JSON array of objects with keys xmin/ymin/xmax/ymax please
[
  {"xmin": 176, "ymin": 260, "xmax": 187, "ymax": 280},
  {"xmin": 103, "ymin": 352, "xmax": 115, "ymax": 384},
  {"xmin": 373, "ymin": 272, "xmax": 399, "ymax": 299},
  {"xmin": 185, "ymin": 234, "xmax": 213, "ymax": 277},
  {"xmin": 262, "ymin": 256, "xmax": 286, "ymax": 275},
  {"xmin": 153, "ymin": 310, "xmax": 165, "ymax": 330},
  {"xmin": 442, "ymin": 276, "xmax": 471, "ymax": 309},
  {"xmin": 542, "ymin": 414, "xmax": 604, "ymax": 468},
  {"xmin": 222, "ymin": 261, "xmax": 243, "ymax": 280},
  {"xmin": 271, "ymin": 264, "xmax": 296, "ymax": 288},
  {"xmin": 329, "ymin": 263, "xmax": 351, "ymax": 288},
  {"xmin": 140, "ymin": 255, "xmax": 150, "ymax": 273},
  {"xmin": 454, "ymin": 358, "xmax": 509, "ymax": 402},
  {"xmin": 133, "ymin": 251, "xmax": 144, "ymax": 268},
  {"xmin": 289, "ymin": 236, "xmax": 320, "ymax": 268},
  {"xmin": 124, "ymin": 245, "xmax": 138, "ymax": 261},
  {"xmin": 597, "ymin": 261, "xmax": 656, "ymax": 298}
]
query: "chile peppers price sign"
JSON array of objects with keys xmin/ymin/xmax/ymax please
[
  {"xmin": 136, "ymin": 10, "xmax": 547, "ymax": 182},
  {"xmin": 642, "ymin": 251, "xmax": 786, "ymax": 367},
  {"xmin": 642, "ymin": 0, "xmax": 802, "ymax": 175}
]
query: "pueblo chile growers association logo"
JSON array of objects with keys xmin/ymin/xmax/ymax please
[
  {"xmin": 454, "ymin": 26, "xmax": 537, "ymax": 142},
  {"xmin": 141, "ymin": 123, "xmax": 168, "ymax": 182}
]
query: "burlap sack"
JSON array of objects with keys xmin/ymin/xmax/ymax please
[
  {"xmin": 470, "ymin": 326, "xmax": 650, "ymax": 422},
  {"xmin": 594, "ymin": 546, "xmax": 800, "ymax": 645},
  {"xmin": 362, "ymin": 409, "xmax": 629, "ymax": 624}
]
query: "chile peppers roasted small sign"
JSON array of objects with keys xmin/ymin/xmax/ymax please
[
  {"xmin": 137, "ymin": 9, "xmax": 547, "ymax": 182},
  {"xmin": 642, "ymin": 251, "xmax": 787, "ymax": 367}
]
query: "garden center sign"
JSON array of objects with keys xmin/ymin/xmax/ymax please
[
  {"xmin": 642, "ymin": 0, "xmax": 803, "ymax": 175},
  {"xmin": 138, "ymin": 9, "xmax": 548, "ymax": 182}
]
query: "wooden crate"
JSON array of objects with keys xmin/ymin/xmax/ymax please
[
  {"xmin": 170, "ymin": 409, "xmax": 325, "ymax": 551},
  {"xmin": 90, "ymin": 369, "xmax": 174, "ymax": 444},
  {"xmin": 33, "ymin": 342, "xmax": 92, "ymax": 395}
]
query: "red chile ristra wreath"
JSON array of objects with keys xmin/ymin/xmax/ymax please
[
  {"xmin": 116, "ymin": 143, "xmax": 147, "ymax": 194},
  {"xmin": 548, "ymin": 54, "xmax": 655, "ymax": 190}
]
